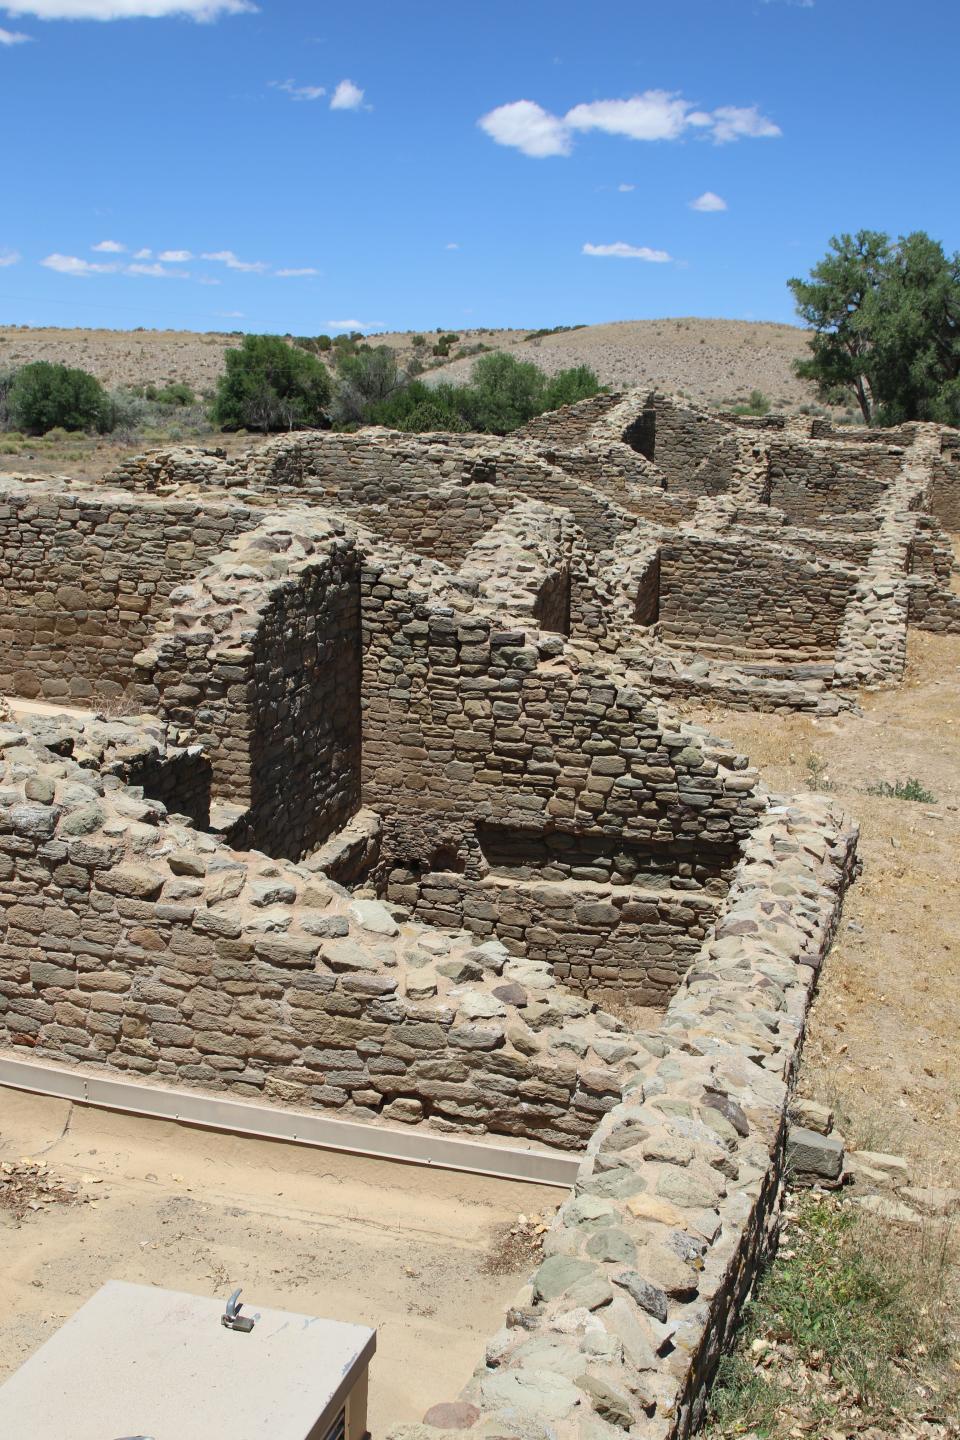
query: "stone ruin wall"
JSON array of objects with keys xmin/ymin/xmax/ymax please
[
  {"xmin": 657, "ymin": 537, "xmax": 857, "ymax": 660},
  {"xmin": 1, "ymin": 386, "xmax": 958, "ymax": 1438},
  {"xmin": 931, "ymin": 434, "xmax": 960, "ymax": 531},
  {"xmin": 0, "ymin": 482, "xmax": 256, "ymax": 706},
  {"xmin": 140, "ymin": 519, "xmax": 363, "ymax": 862},
  {"xmin": 392, "ymin": 797, "xmax": 860, "ymax": 1440}
]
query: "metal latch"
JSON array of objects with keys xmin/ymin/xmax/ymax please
[{"xmin": 221, "ymin": 1288, "xmax": 257, "ymax": 1334}]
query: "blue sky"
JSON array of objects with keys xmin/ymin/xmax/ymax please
[{"xmin": 1, "ymin": 0, "xmax": 955, "ymax": 334}]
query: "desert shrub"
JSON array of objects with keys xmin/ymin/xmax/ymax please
[
  {"xmin": 732, "ymin": 389, "xmax": 772, "ymax": 416},
  {"xmin": 542, "ymin": 364, "xmax": 602, "ymax": 411},
  {"xmin": 7, "ymin": 361, "xmax": 117, "ymax": 435},
  {"xmin": 0, "ymin": 369, "xmax": 16, "ymax": 428},
  {"xmin": 332, "ymin": 346, "xmax": 406, "ymax": 426},
  {"xmin": 866, "ymin": 777, "xmax": 936, "ymax": 803},
  {"xmin": 212, "ymin": 334, "xmax": 331, "ymax": 432},
  {"xmin": 153, "ymin": 380, "xmax": 195, "ymax": 407},
  {"xmin": 523, "ymin": 324, "xmax": 587, "ymax": 342}
]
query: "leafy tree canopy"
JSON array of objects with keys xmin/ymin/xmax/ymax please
[
  {"xmin": 352, "ymin": 352, "xmax": 602, "ymax": 435},
  {"xmin": 7, "ymin": 361, "xmax": 117, "ymax": 435},
  {"xmin": 789, "ymin": 230, "xmax": 960, "ymax": 425},
  {"xmin": 212, "ymin": 334, "xmax": 332, "ymax": 431}
]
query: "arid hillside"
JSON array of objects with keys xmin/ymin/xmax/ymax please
[{"xmin": 0, "ymin": 317, "xmax": 821, "ymax": 411}]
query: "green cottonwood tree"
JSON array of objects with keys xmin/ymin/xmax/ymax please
[
  {"xmin": 212, "ymin": 334, "xmax": 332, "ymax": 431},
  {"xmin": 789, "ymin": 231, "xmax": 960, "ymax": 426}
]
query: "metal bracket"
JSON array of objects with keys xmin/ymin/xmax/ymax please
[{"xmin": 221, "ymin": 1288, "xmax": 256, "ymax": 1333}]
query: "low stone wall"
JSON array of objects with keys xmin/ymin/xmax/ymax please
[
  {"xmin": 931, "ymin": 438, "xmax": 960, "ymax": 531},
  {"xmin": 392, "ymin": 796, "xmax": 859, "ymax": 1440},
  {"xmin": 766, "ymin": 439, "xmax": 896, "ymax": 522},
  {"xmin": 658, "ymin": 538, "xmax": 856, "ymax": 659},
  {"xmin": 384, "ymin": 868, "xmax": 719, "ymax": 1005},
  {"xmin": 513, "ymin": 392, "xmax": 626, "ymax": 446},
  {"xmin": 0, "ymin": 720, "xmax": 640, "ymax": 1151},
  {"xmin": 0, "ymin": 480, "xmax": 255, "ymax": 704},
  {"xmin": 907, "ymin": 577, "xmax": 960, "ymax": 634}
]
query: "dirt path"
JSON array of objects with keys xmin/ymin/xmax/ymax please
[
  {"xmin": 681, "ymin": 627, "xmax": 960, "ymax": 1182},
  {"xmin": 0, "ymin": 1091, "xmax": 561, "ymax": 1433}
]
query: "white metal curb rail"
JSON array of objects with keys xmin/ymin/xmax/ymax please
[{"xmin": 0, "ymin": 1052, "xmax": 580, "ymax": 1188}]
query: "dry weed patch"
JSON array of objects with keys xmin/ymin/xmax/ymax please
[{"xmin": 705, "ymin": 1192, "xmax": 960, "ymax": 1438}]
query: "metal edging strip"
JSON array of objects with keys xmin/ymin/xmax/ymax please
[{"xmin": 0, "ymin": 1054, "xmax": 579, "ymax": 1188}]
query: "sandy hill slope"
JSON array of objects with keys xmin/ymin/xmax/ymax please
[
  {"xmin": 418, "ymin": 319, "xmax": 816, "ymax": 409},
  {"xmin": 0, "ymin": 318, "xmax": 819, "ymax": 411}
]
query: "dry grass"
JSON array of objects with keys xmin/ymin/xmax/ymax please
[{"xmin": 705, "ymin": 1190, "xmax": 960, "ymax": 1438}]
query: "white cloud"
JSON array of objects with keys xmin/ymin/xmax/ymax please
[
  {"xmin": 478, "ymin": 99, "xmax": 571, "ymax": 157},
  {"xmin": 218, "ymin": 310, "xmax": 244, "ymax": 318},
  {"xmin": 42, "ymin": 252, "xmax": 118, "ymax": 275},
  {"xmin": 92, "ymin": 238, "xmax": 125, "ymax": 252},
  {"xmin": 126, "ymin": 261, "xmax": 189, "ymax": 277},
  {"xmin": 618, "ymin": 183, "xmax": 635, "ymax": 192},
  {"xmin": 0, "ymin": 250, "xmax": 22, "ymax": 266},
  {"xmin": 327, "ymin": 318, "xmax": 383, "ymax": 332},
  {"xmin": 689, "ymin": 190, "xmax": 727, "ymax": 212},
  {"xmin": 479, "ymin": 89, "xmax": 780, "ymax": 158},
  {"xmin": 0, "ymin": 24, "xmax": 30, "ymax": 40},
  {"xmin": 710, "ymin": 105, "xmax": 781, "ymax": 143},
  {"xmin": 567, "ymin": 91, "xmax": 693, "ymax": 142},
  {"xmin": 582, "ymin": 242, "xmax": 672, "ymax": 262},
  {"xmin": 273, "ymin": 78, "xmax": 326, "ymax": 102},
  {"xmin": 157, "ymin": 248, "xmax": 192, "ymax": 261},
  {"xmin": 275, "ymin": 266, "xmax": 319, "ymax": 277},
  {"xmin": 133, "ymin": 246, "xmax": 152, "ymax": 258},
  {"xmin": 330, "ymin": 78, "xmax": 364, "ymax": 110},
  {"xmin": 4, "ymin": 0, "xmax": 254, "ymax": 19},
  {"xmin": 43, "ymin": 250, "xmax": 193, "ymax": 278},
  {"xmin": 445, "ymin": 242, "xmax": 459, "ymax": 250},
  {"xmin": 202, "ymin": 248, "xmax": 267, "ymax": 272}
]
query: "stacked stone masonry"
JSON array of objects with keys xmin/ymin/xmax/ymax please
[{"xmin": 0, "ymin": 386, "xmax": 957, "ymax": 1435}]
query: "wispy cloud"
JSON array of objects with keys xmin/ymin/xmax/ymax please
[
  {"xmin": 272, "ymin": 78, "xmax": 326, "ymax": 101},
  {"xmin": 4, "ymin": 0, "xmax": 255, "ymax": 20},
  {"xmin": 275, "ymin": 266, "xmax": 319, "ymax": 277},
  {"xmin": 202, "ymin": 248, "xmax": 267, "ymax": 272},
  {"xmin": 127, "ymin": 261, "xmax": 189, "ymax": 277},
  {"xmin": 42, "ymin": 252, "xmax": 118, "ymax": 275},
  {"xmin": 618, "ymin": 183, "xmax": 635, "ymax": 192},
  {"xmin": 133, "ymin": 246, "xmax": 152, "ymax": 258},
  {"xmin": 0, "ymin": 24, "xmax": 30, "ymax": 41},
  {"xmin": 689, "ymin": 190, "xmax": 727, "ymax": 212},
  {"xmin": 330, "ymin": 78, "xmax": 364, "ymax": 111},
  {"xmin": 582, "ymin": 242, "xmax": 672, "ymax": 262},
  {"xmin": 218, "ymin": 310, "xmax": 244, "ymax": 318},
  {"xmin": 92, "ymin": 238, "xmax": 126, "ymax": 252},
  {"xmin": 43, "ymin": 251, "xmax": 189, "ymax": 278},
  {"xmin": 0, "ymin": 250, "xmax": 22, "ymax": 267},
  {"xmin": 479, "ymin": 88, "xmax": 780, "ymax": 158},
  {"xmin": 445, "ymin": 242, "xmax": 459, "ymax": 250},
  {"xmin": 327, "ymin": 318, "xmax": 383, "ymax": 332},
  {"xmin": 157, "ymin": 248, "xmax": 192, "ymax": 261}
]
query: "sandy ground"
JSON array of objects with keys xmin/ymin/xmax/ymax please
[
  {"xmin": 679, "ymin": 623, "xmax": 960, "ymax": 1183},
  {"xmin": 0, "ymin": 1091, "xmax": 562, "ymax": 1433},
  {"xmin": 0, "ymin": 317, "xmax": 821, "ymax": 411}
]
